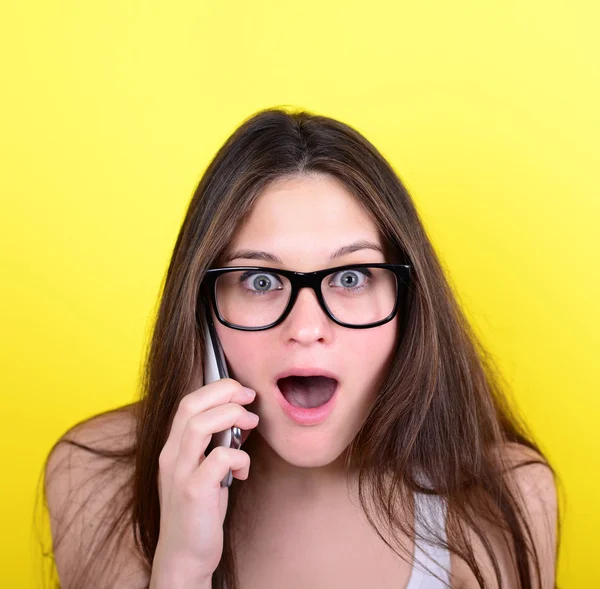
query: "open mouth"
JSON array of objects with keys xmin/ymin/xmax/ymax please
[{"xmin": 277, "ymin": 375, "xmax": 338, "ymax": 408}]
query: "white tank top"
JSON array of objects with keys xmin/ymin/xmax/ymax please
[{"xmin": 405, "ymin": 490, "xmax": 451, "ymax": 588}]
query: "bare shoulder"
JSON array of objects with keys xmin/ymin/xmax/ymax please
[
  {"xmin": 45, "ymin": 402, "xmax": 138, "ymax": 488},
  {"xmin": 495, "ymin": 441, "xmax": 558, "ymax": 535},
  {"xmin": 451, "ymin": 442, "xmax": 558, "ymax": 589},
  {"xmin": 45, "ymin": 403, "xmax": 150, "ymax": 588}
]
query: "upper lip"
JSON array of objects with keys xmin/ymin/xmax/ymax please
[{"xmin": 274, "ymin": 367, "xmax": 341, "ymax": 384}]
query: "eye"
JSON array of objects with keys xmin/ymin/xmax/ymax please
[
  {"xmin": 329, "ymin": 268, "xmax": 371, "ymax": 289},
  {"xmin": 240, "ymin": 271, "xmax": 284, "ymax": 293}
]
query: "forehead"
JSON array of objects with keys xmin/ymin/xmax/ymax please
[{"xmin": 228, "ymin": 174, "xmax": 382, "ymax": 265}]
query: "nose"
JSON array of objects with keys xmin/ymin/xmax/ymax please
[{"xmin": 279, "ymin": 287, "xmax": 333, "ymax": 345}]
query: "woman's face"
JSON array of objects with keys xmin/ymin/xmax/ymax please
[{"xmin": 213, "ymin": 173, "xmax": 399, "ymax": 468}]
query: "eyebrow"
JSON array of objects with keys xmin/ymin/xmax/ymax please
[{"xmin": 222, "ymin": 240, "xmax": 384, "ymax": 264}]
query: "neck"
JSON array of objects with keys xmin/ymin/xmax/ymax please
[{"xmin": 243, "ymin": 431, "xmax": 358, "ymax": 504}]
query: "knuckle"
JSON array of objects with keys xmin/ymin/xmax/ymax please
[
  {"xmin": 158, "ymin": 447, "xmax": 172, "ymax": 471},
  {"xmin": 209, "ymin": 445, "xmax": 233, "ymax": 465},
  {"xmin": 228, "ymin": 403, "xmax": 247, "ymax": 423},
  {"xmin": 239, "ymin": 451, "xmax": 251, "ymax": 468},
  {"xmin": 181, "ymin": 480, "xmax": 204, "ymax": 502},
  {"xmin": 187, "ymin": 414, "xmax": 207, "ymax": 436},
  {"xmin": 216, "ymin": 402, "xmax": 240, "ymax": 419},
  {"xmin": 223, "ymin": 378, "xmax": 244, "ymax": 394},
  {"xmin": 177, "ymin": 395, "xmax": 196, "ymax": 416}
]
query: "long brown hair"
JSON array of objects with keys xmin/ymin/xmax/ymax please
[{"xmin": 37, "ymin": 106, "xmax": 561, "ymax": 589}]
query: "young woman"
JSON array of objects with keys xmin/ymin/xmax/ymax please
[{"xmin": 42, "ymin": 107, "xmax": 560, "ymax": 589}]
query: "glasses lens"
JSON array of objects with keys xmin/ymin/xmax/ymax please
[
  {"xmin": 214, "ymin": 269, "xmax": 292, "ymax": 328},
  {"xmin": 321, "ymin": 266, "xmax": 398, "ymax": 325}
]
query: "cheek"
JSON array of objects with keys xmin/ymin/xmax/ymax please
[
  {"xmin": 215, "ymin": 327, "xmax": 270, "ymax": 382},
  {"xmin": 337, "ymin": 321, "xmax": 398, "ymax": 403},
  {"xmin": 347, "ymin": 319, "xmax": 398, "ymax": 366}
]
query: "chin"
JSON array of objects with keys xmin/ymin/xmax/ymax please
[
  {"xmin": 258, "ymin": 427, "xmax": 350, "ymax": 469},
  {"xmin": 278, "ymin": 450, "xmax": 342, "ymax": 469}
]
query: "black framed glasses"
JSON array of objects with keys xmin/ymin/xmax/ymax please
[{"xmin": 200, "ymin": 263, "xmax": 411, "ymax": 331}]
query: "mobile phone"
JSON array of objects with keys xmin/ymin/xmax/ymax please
[{"xmin": 202, "ymin": 306, "xmax": 243, "ymax": 488}]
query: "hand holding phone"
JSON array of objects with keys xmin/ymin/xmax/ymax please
[{"xmin": 151, "ymin": 307, "xmax": 259, "ymax": 587}]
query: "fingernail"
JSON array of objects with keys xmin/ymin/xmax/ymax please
[
  {"xmin": 248, "ymin": 411, "xmax": 259, "ymax": 422},
  {"xmin": 243, "ymin": 387, "xmax": 256, "ymax": 398}
]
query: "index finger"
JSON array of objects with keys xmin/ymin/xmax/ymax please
[{"xmin": 165, "ymin": 378, "xmax": 255, "ymax": 456}]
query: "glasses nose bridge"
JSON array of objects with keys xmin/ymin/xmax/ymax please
[
  {"xmin": 288, "ymin": 270, "xmax": 327, "ymax": 315},
  {"xmin": 293, "ymin": 270, "xmax": 322, "ymax": 291}
]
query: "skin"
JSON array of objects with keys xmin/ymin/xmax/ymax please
[{"xmin": 212, "ymin": 171, "xmax": 400, "ymax": 503}]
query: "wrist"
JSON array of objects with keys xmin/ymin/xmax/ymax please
[
  {"xmin": 150, "ymin": 573, "xmax": 211, "ymax": 589},
  {"xmin": 150, "ymin": 558, "xmax": 212, "ymax": 589}
]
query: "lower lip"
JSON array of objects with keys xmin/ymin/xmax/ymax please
[{"xmin": 276, "ymin": 382, "xmax": 339, "ymax": 426}]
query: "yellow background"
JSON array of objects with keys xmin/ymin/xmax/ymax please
[{"xmin": 1, "ymin": 0, "xmax": 598, "ymax": 586}]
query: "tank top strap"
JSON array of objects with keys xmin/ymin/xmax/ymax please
[{"xmin": 405, "ymin": 472, "xmax": 451, "ymax": 588}]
